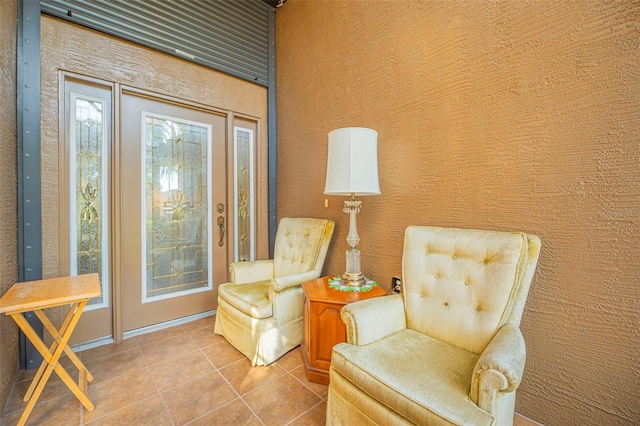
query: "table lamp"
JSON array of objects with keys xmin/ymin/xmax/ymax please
[{"xmin": 324, "ymin": 127, "xmax": 380, "ymax": 287}]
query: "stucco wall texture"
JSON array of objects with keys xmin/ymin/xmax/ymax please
[
  {"xmin": 0, "ymin": 0, "xmax": 19, "ymax": 412},
  {"xmin": 275, "ymin": 1, "xmax": 639, "ymax": 425},
  {"xmin": 39, "ymin": 16, "xmax": 268, "ymax": 336},
  {"xmin": 41, "ymin": 15, "xmax": 269, "ymax": 284}
]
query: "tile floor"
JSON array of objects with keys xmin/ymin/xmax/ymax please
[{"xmin": 0, "ymin": 315, "xmax": 327, "ymax": 425}]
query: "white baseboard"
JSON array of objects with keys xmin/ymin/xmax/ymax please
[{"xmin": 70, "ymin": 310, "xmax": 217, "ymax": 352}]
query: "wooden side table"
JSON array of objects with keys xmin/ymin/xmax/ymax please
[
  {"xmin": 0, "ymin": 274, "xmax": 101, "ymax": 426},
  {"xmin": 301, "ymin": 276, "xmax": 387, "ymax": 385}
]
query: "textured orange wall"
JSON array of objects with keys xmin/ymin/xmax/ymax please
[
  {"xmin": 0, "ymin": 0, "xmax": 19, "ymax": 411},
  {"xmin": 275, "ymin": 1, "xmax": 640, "ymax": 424}
]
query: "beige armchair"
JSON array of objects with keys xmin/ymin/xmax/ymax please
[
  {"xmin": 327, "ymin": 226, "xmax": 541, "ymax": 426},
  {"xmin": 214, "ymin": 217, "xmax": 335, "ymax": 366}
]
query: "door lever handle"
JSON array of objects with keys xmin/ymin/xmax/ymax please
[{"xmin": 217, "ymin": 216, "xmax": 225, "ymax": 247}]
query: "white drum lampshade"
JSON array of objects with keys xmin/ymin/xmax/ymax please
[{"xmin": 324, "ymin": 127, "xmax": 380, "ymax": 196}]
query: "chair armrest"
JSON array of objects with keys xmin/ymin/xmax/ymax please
[
  {"xmin": 268, "ymin": 270, "xmax": 320, "ymax": 324},
  {"xmin": 271, "ymin": 270, "xmax": 320, "ymax": 292},
  {"xmin": 230, "ymin": 260, "xmax": 274, "ymax": 284},
  {"xmin": 340, "ymin": 294, "xmax": 406, "ymax": 346},
  {"xmin": 269, "ymin": 285, "xmax": 305, "ymax": 325},
  {"xmin": 470, "ymin": 324, "xmax": 526, "ymax": 414}
]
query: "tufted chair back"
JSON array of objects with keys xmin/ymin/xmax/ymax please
[
  {"xmin": 402, "ymin": 225, "xmax": 540, "ymax": 355},
  {"xmin": 273, "ymin": 217, "xmax": 333, "ymax": 278}
]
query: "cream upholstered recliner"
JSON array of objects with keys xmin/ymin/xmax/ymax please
[
  {"xmin": 214, "ymin": 217, "xmax": 335, "ymax": 366},
  {"xmin": 327, "ymin": 225, "xmax": 541, "ymax": 426}
]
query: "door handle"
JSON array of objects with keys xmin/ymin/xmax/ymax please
[{"xmin": 217, "ymin": 216, "xmax": 225, "ymax": 247}]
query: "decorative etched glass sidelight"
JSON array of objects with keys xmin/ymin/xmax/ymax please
[
  {"xmin": 70, "ymin": 95, "xmax": 109, "ymax": 307},
  {"xmin": 234, "ymin": 127, "xmax": 255, "ymax": 262},
  {"xmin": 143, "ymin": 114, "xmax": 212, "ymax": 302}
]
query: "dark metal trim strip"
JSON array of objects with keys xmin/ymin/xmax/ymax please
[
  {"xmin": 17, "ymin": 0, "xmax": 44, "ymax": 370},
  {"xmin": 267, "ymin": 7, "xmax": 277, "ymax": 256}
]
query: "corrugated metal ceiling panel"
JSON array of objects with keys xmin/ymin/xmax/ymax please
[{"xmin": 40, "ymin": 0, "xmax": 271, "ymax": 86}]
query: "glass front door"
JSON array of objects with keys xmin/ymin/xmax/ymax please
[
  {"xmin": 120, "ymin": 92, "xmax": 227, "ymax": 332},
  {"xmin": 60, "ymin": 77, "xmax": 262, "ymax": 344}
]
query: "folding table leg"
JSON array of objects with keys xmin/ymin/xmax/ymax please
[
  {"xmin": 11, "ymin": 300, "xmax": 93, "ymax": 426},
  {"xmin": 12, "ymin": 313, "xmax": 59, "ymax": 426},
  {"xmin": 34, "ymin": 309, "xmax": 94, "ymax": 381},
  {"xmin": 23, "ymin": 304, "xmax": 89, "ymax": 402}
]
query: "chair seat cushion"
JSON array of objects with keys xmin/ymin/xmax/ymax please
[
  {"xmin": 218, "ymin": 280, "xmax": 272, "ymax": 319},
  {"xmin": 331, "ymin": 329, "xmax": 494, "ymax": 426}
]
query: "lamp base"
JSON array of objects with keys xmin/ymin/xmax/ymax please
[
  {"xmin": 340, "ymin": 272, "xmax": 366, "ymax": 287},
  {"xmin": 342, "ymin": 247, "xmax": 366, "ymax": 286}
]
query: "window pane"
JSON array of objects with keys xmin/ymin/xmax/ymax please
[
  {"xmin": 143, "ymin": 115, "xmax": 211, "ymax": 301},
  {"xmin": 72, "ymin": 96, "xmax": 108, "ymax": 306},
  {"xmin": 235, "ymin": 128, "xmax": 254, "ymax": 262}
]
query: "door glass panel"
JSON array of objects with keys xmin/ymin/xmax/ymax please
[
  {"xmin": 234, "ymin": 127, "xmax": 255, "ymax": 262},
  {"xmin": 142, "ymin": 113, "xmax": 212, "ymax": 302},
  {"xmin": 70, "ymin": 94, "xmax": 109, "ymax": 308}
]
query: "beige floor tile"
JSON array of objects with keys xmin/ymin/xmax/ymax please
[
  {"xmin": 80, "ymin": 338, "xmax": 139, "ymax": 364},
  {"xmin": 514, "ymin": 413, "xmax": 544, "ymax": 426},
  {"xmin": 58, "ymin": 354, "xmax": 77, "ymax": 370},
  {"xmin": 289, "ymin": 365, "xmax": 328, "ymax": 399},
  {"xmin": 187, "ymin": 325, "xmax": 225, "ymax": 348},
  {"xmin": 148, "ymin": 349, "xmax": 215, "ymax": 392},
  {"xmin": 275, "ymin": 346, "xmax": 304, "ymax": 372},
  {"xmin": 160, "ymin": 371, "xmax": 237, "ymax": 426},
  {"xmin": 289, "ymin": 401, "xmax": 327, "ymax": 425},
  {"xmin": 180, "ymin": 315, "xmax": 215, "ymax": 333},
  {"xmin": 139, "ymin": 333, "xmax": 198, "ymax": 366},
  {"xmin": 3, "ymin": 367, "xmax": 78, "ymax": 415},
  {"xmin": 83, "ymin": 368, "xmax": 157, "ymax": 423},
  {"xmin": 200, "ymin": 340, "xmax": 246, "ymax": 368},
  {"xmin": 14, "ymin": 368, "xmax": 38, "ymax": 384},
  {"xmin": 186, "ymin": 398, "xmax": 262, "ymax": 426},
  {"xmin": 84, "ymin": 395, "xmax": 172, "ymax": 426},
  {"xmin": 0, "ymin": 393, "xmax": 81, "ymax": 426},
  {"xmin": 243, "ymin": 374, "xmax": 321, "ymax": 426},
  {"xmin": 1, "ymin": 314, "xmax": 524, "ymax": 425},
  {"xmin": 218, "ymin": 358, "xmax": 286, "ymax": 396},
  {"xmin": 83, "ymin": 348, "xmax": 146, "ymax": 384},
  {"xmin": 133, "ymin": 324, "xmax": 187, "ymax": 347}
]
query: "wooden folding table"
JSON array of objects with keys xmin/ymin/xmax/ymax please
[{"xmin": 0, "ymin": 274, "xmax": 101, "ymax": 426}]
